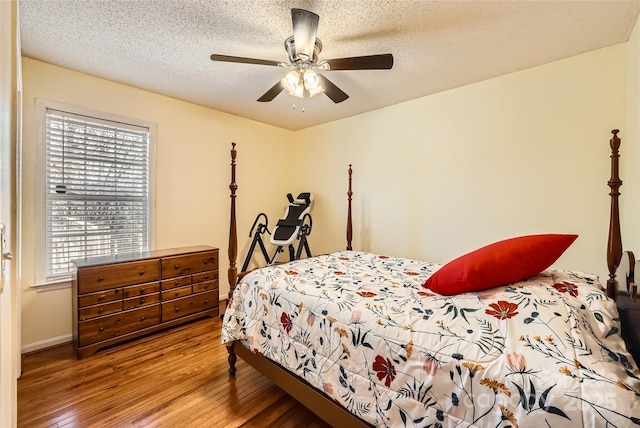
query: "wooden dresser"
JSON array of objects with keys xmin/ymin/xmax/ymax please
[{"xmin": 72, "ymin": 245, "xmax": 219, "ymax": 359}]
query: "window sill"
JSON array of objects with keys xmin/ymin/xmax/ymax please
[{"xmin": 31, "ymin": 277, "xmax": 72, "ymax": 292}]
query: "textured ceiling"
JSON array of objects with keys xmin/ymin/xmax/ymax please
[{"xmin": 19, "ymin": 0, "xmax": 640, "ymax": 131}]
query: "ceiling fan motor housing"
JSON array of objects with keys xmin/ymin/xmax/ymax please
[{"xmin": 285, "ymin": 35, "xmax": 322, "ymax": 64}]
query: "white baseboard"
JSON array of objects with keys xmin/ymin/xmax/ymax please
[
  {"xmin": 21, "ymin": 334, "xmax": 72, "ymax": 355},
  {"xmin": 21, "ymin": 302, "xmax": 229, "ymax": 355}
]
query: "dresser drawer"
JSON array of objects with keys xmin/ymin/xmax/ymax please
[
  {"xmin": 78, "ymin": 301, "xmax": 122, "ymax": 321},
  {"xmin": 161, "ymin": 250, "xmax": 218, "ymax": 278},
  {"xmin": 78, "ymin": 305, "xmax": 160, "ymax": 346},
  {"xmin": 123, "ymin": 293, "xmax": 160, "ymax": 310},
  {"xmin": 193, "ymin": 279, "xmax": 218, "ymax": 294},
  {"xmin": 78, "ymin": 260, "xmax": 160, "ymax": 293},
  {"xmin": 162, "ymin": 290, "xmax": 218, "ymax": 322},
  {"xmin": 122, "ymin": 282, "xmax": 159, "ymax": 298},
  {"xmin": 160, "ymin": 275, "xmax": 191, "ymax": 291},
  {"xmin": 192, "ymin": 270, "xmax": 218, "ymax": 284},
  {"xmin": 78, "ymin": 288, "xmax": 122, "ymax": 307},
  {"xmin": 161, "ymin": 285, "xmax": 192, "ymax": 301}
]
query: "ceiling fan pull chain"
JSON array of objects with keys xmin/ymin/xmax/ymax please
[{"xmin": 292, "ymin": 102, "xmax": 306, "ymax": 113}]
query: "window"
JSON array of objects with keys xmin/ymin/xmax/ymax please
[{"xmin": 36, "ymin": 100, "xmax": 155, "ymax": 286}]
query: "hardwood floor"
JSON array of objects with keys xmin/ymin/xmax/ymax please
[{"xmin": 18, "ymin": 316, "xmax": 330, "ymax": 427}]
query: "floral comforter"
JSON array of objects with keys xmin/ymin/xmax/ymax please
[{"xmin": 221, "ymin": 251, "xmax": 640, "ymax": 427}]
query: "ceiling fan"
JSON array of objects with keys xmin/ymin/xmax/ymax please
[{"xmin": 210, "ymin": 8, "xmax": 394, "ymax": 104}]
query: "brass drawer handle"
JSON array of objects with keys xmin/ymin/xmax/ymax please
[
  {"xmin": 174, "ymin": 307, "xmax": 180, "ymax": 312},
  {"xmin": 98, "ymin": 295, "xmax": 105, "ymax": 301},
  {"xmin": 175, "ymin": 291, "xmax": 180, "ymax": 297},
  {"xmin": 140, "ymin": 287, "xmax": 145, "ymax": 294},
  {"xmin": 204, "ymin": 259, "xmax": 209, "ymax": 265},
  {"xmin": 98, "ymin": 307, "xmax": 104, "ymax": 313},
  {"xmin": 98, "ymin": 276, "xmax": 104, "ymax": 282},
  {"xmin": 99, "ymin": 327, "xmax": 104, "ymax": 332},
  {"xmin": 174, "ymin": 264, "xmax": 180, "ymax": 269},
  {"xmin": 204, "ymin": 299, "xmax": 209, "ymax": 304},
  {"xmin": 204, "ymin": 275, "xmax": 209, "ymax": 280},
  {"xmin": 140, "ymin": 298, "xmax": 145, "ymax": 304},
  {"xmin": 139, "ymin": 270, "xmax": 145, "ymax": 275},
  {"xmin": 140, "ymin": 316, "xmax": 145, "ymax": 321}
]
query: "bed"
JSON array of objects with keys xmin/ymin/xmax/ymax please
[{"xmin": 221, "ymin": 132, "xmax": 640, "ymax": 427}]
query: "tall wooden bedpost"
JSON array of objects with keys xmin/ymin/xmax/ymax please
[
  {"xmin": 227, "ymin": 143, "xmax": 238, "ymax": 376},
  {"xmin": 347, "ymin": 164, "xmax": 353, "ymax": 251},
  {"xmin": 228, "ymin": 143, "xmax": 238, "ymax": 302},
  {"xmin": 607, "ymin": 129, "xmax": 622, "ymax": 300}
]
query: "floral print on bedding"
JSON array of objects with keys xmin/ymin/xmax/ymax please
[{"xmin": 221, "ymin": 251, "xmax": 640, "ymax": 427}]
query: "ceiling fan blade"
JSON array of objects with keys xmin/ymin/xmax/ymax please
[
  {"xmin": 325, "ymin": 54, "xmax": 394, "ymax": 70},
  {"xmin": 257, "ymin": 81, "xmax": 284, "ymax": 102},
  {"xmin": 318, "ymin": 75, "xmax": 349, "ymax": 104},
  {"xmin": 210, "ymin": 54, "xmax": 280, "ymax": 67},
  {"xmin": 291, "ymin": 8, "xmax": 319, "ymax": 60}
]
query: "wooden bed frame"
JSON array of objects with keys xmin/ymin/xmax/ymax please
[{"xmin": 224, "ymin": 130, "xmax": 635, "ymax": 427}]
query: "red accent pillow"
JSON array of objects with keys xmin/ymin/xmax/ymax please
[{"xmin": 423, "ymin": 234, "xmax": 578, "ymax": 295}]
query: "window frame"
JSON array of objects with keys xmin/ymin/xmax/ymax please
[{"xmin": 33, "ymin": 99, "xmax": 156, "ymax": 290}]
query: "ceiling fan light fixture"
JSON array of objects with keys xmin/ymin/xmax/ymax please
[
  {"xmin": 281, "ymin": 70, "xmax": 301, "ymax": 93},
  {"xmin": 303, "ymin": 69, "xmax": 319, "ymax": 87},
  {"xmin": 293, "ymin": 81, "xmax": 305, "ymax": 98},
  {"xmin": 303, "ymin": 69, "xmax": 323, "ymax": 97},
  {"xmin": 307, "ymin": 85, "xmax": 324, "ymax": 98}
]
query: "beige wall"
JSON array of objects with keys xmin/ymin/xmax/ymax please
[
  {"xmin": 20, "ymin": 39, "xmax": 637, "ymax": 352},
  {"xmin": 626, "ymin": 14, "xmax": 640, "ymax": 256},
  {"xmin": 20, "ymin": 58, "xmax": 295, "ymax": 349},
  {"xmin": 294, "ymin": 43, "xmax": 630, "ymax": 287}
]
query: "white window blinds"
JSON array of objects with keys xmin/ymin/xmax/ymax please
[{"xmin": 45, "ymin": 108, "xmax": 151, "ymax": 278}]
